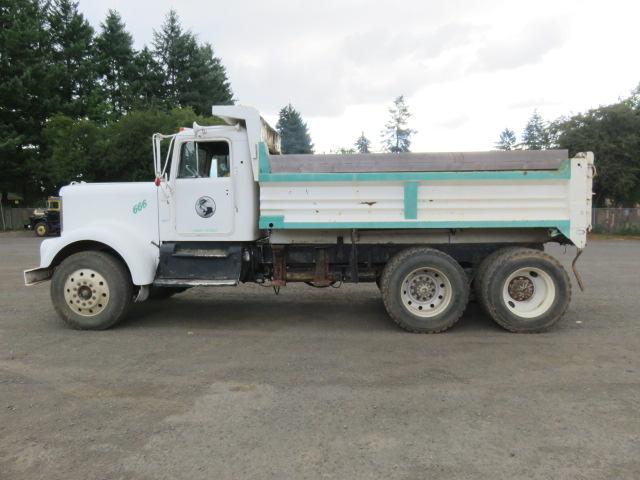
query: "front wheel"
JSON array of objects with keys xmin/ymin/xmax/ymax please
[
  {"xmin": 51, "ymin": 251, "xmax": 133, "ymax": 330},
  {"xmin": 35, "ymin": 222, "xmax": 48, "ymax": 237},
  {"xmin": 477, "ymin": 248, "xmax": 571, "ymax": 333},
  {"xmin": 380, "ymin": 247, "xmax": 470, "ymax": 333}
]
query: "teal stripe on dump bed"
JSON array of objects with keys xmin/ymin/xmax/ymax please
[
  {"xmin": 404, "ymin": 182, "xmax": 418, "ymax": 219},
  {"xmin": 258, "ymin": 142, "xmax": 271, "ymax": 174},
  {"xmin": 259, "ymin": 216, "xmax": 571, "ymax": 239},
  {"xmin": 257, "ymin": 157, "xmax": 572, "ymax": 182}
]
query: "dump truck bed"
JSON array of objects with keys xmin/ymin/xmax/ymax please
[{"xmin": 257, "ymin": 148, "xmax": 594, "ymax": 249}]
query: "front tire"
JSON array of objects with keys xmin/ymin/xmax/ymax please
[
  {"xmin": 35, "ymin": 222, "xmax": 48, "ymax": 237},
  {"xmin": 380, "ymin": 247, "xmax": 470, "ymax": 333},
  {"xmin": 478, "ymin": 248, "xmax": 571, "ymax": 333},
  {"xmin": 51, "ymin": 251, "xmax": 133, "ymax": 330}
]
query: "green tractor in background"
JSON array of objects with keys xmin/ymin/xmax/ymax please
[{"xmin": 25, "ymin": 197, "xmax": 61, "ymax": 237}]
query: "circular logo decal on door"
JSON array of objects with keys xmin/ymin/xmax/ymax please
[{"xmin": 195, "ymin": 196, "xmax": 216, "ymax": 218}]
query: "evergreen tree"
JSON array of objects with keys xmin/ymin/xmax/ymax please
[
  {"xmin": 129, "ymin": 47, "xmax": 164, "ymax": 108},
  {"xmin": 0, "ymin": 0, "xmax": 53, "ymax": 201},
  {"xmin": 94, "ymin": 10, "xmax": 135, "ymax": 118},
  {"xmin": 47, "ymin": 0, "xmax": 96, "ymax": 118},
  {"xmin": 276, "ymin": 104, "xmax": 314, "ymax": 154},
  {"xmin": 152, "ymin": 10, "xmax": 233, "ymax": 115},
  {"xmin": 381, "ymin": 95, "xmax": 416, "ymax": 153},
  {"xmin": 179, "ymin": 42, "xmax": 233, "ymax": 114},
  {"xmin": 152, "ymin": 9, "xmax": 188, "ymax": 106},
  {"xmin": 495, "ymin": 128, "xmax": 517, "ymax": 150},
  {"xmin": 355, "ymin": 132, "xmax": 371, "ymax": 153},
  {"xmin": 522, "ymin": 110, "xmax": 551, "ymax": 150}
]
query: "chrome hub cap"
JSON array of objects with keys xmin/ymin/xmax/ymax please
[
  {"xmin": 401, "ymin": 267, "xmax": 452, "ymax": 318},
  {"xmin": 503, "ymin": 267, "xmax": 555, "ymax": 318},
  {"xmin": 63, "ymin": 269, "xmax": 110, "ymax": 317}
]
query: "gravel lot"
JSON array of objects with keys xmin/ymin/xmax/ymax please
[{"xmin": 1, "ymin": 233, "xmax": 639, "ymax": 479}]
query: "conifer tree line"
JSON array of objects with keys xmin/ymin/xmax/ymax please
[
  {"xmin": 314, "ymin": 95, "xmax": 415, "ymax": 156},
  {"xmin": 1, "ymin": 0, "xmax": 233, "ymax": 201},
  {"xmin": 494, "ymin": 110, "xmax": 550, "ymax": 151}
]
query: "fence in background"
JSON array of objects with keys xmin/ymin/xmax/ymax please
[
  {"xmin": 0, "ymin": 207, "xmax": 34, "ymax": 231},
  {"xmin": 592, "ymin": 208, "xmax": 640, "ymax": 235},
  {"xmin": 2, "ymin": 206, "xmax": 640, "ymax": 234}
]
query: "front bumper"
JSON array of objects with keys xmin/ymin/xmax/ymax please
[
  {"xmin": 24, "ymin": 267, "xmax": 52, "ymax": 286},
  {"xmin": 24, "ymin": 237, "xmax": 65, "ymax": 286}
]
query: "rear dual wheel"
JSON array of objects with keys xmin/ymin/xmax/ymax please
[
  {"xmin": 380, "ymin": 248, "xmax": 469, "ymax": 333},
  {"xmin": 475, "ymin": 248, "xmax": 571, "ymax": 332}
]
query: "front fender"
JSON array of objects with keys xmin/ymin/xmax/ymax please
[{"xmin": 38, "ymin": 222, "xmax": 159, "ymax": 285}]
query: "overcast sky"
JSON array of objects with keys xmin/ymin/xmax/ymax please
[{"xmin": 79, "ymin": 0, "xmax": 640, "ymax": 153}]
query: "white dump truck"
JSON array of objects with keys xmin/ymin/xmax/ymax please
[{"xmin": 24, "ymin": 105, "xmax": 595, "ymax": 333}]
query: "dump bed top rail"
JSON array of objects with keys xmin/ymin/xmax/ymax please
[{"xmin": 269, "ymin": 150, "xmax": 568, "ymax": 173}]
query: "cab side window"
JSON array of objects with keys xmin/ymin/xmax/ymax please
[{"xmin": 178, "ymin": 141, "xmax": 230, "ymax": 179}]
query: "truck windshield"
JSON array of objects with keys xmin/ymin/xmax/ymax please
[{"xmin": 178, "ymin": 141, "xmax": 230, "ymax": 179}]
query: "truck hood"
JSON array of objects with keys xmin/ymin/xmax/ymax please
[{"xmin": 59, "ymin": 182, "xmax": 159, "ymax": 238}]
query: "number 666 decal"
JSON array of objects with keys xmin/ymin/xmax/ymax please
[{"xmin": 132, "ymin": 199, "xmax": 148, "ymax": 214}]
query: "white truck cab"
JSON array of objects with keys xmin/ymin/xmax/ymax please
[
  {"xmin": 25, "ymin": 105, "xmax": 594, "ymax": 334},
  {"xmin": 158, "ymin": 125, "xmax": 258, "ymax": 242}
]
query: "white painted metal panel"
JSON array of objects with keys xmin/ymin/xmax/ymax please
[
  {"xmin": 261, "ymin": 183, "xmax": 404, "ymax": 222},
  {"xmin": 416, "ymin": 181, "xmax": 569, "ymax": 221},
  {"xmin": 174, "ymin": 176, "xmax": 233, "ymax": 235},
  {"xmin": 260, "ymin": 181, "xmax": 569, "ymax": 223}
]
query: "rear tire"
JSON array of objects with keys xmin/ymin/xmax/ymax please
[
  {"xmin": 478, "ymin": 248, "xmax": 571, "ymax": 333},
  {"xmin": 474, "ymin": 247, "xmax": 519, "ymax": 302},
  {"xmin": 51, "ymin": 251, "xmax": 133, "ymax": 330},
  {"xmin": 380, "ymin": 247, "xmax": 469, "ymax": 333}
]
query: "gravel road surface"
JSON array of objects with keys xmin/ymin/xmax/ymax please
[{"xmin": 1, "ymin": 234, "xmax": 639, "ymax": 479}]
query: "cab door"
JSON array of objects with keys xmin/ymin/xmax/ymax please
[{"xmin": 170, "ymin": 139, "xmax": 234, "ymax": 238}]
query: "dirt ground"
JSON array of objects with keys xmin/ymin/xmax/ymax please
[{"xmin": 1, "ymin": 233, "xmax": 639, "ymax": 479}]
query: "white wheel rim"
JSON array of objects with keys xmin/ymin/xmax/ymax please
[
  {"xmin": 401, "ymin": 267, "xmax": 453, "ymax": 318},
  {"xmin": 502, "ymin": 267, "xmax": 555, "ymax": 318},
  {"xmin": 63, "ymin": 268, "xmax": 110, "ymax": 317}
]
